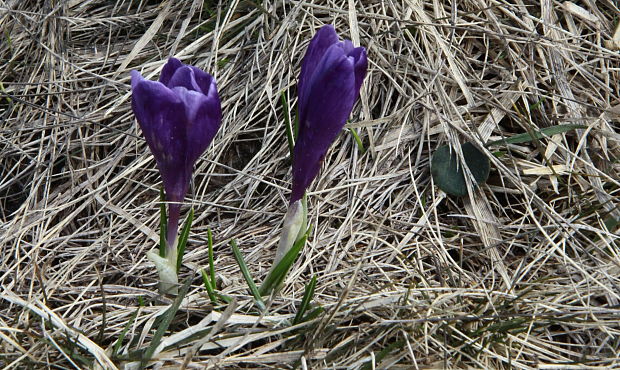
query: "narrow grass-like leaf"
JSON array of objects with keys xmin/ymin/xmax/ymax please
[
  {"xmin": 201, "ymin": 269, "xmax": 218, "ymax": 304},
  {"xmin": 360, "ymin": 339, "xmax": 406, "ymax": 370},
  {"xmin": 529, "ymin": 96, "xmax": 546, "ymax": 110},
  {"xmin": 159, "ymin": 188, "xmax": 167, "ymax": 258},
  {"xmin": 200, "ymin": 269, "xmax": 233, "ymax": 305},
  {"xmin": 293, "ymin": 106, "xmax": 299, "ymax": 140},
  {"xmin": 3, "ymin": 31, "xmax": 11, "ymax": 48},
  {"xmin": 0, "ymin": 82, "xmax": 13, "ymax": 104},
  {"xmin": 112, "ymin": 304, "xmax": 140, "ymax": 358},
  {"xmin": 259, "ymin": 226, "xmax": 311, "ymax": 296},
  {"xmin": 217, "ymin": 57, "xmax": 230, "ymax": 68},
  {"xmin": 58, "ymin": 338, "xmax": 93, "ymax": 368},
  {"xmin": 207, "ymin": 227, "xmax": 215, "ymax": 288},
  {"xmin": 484, "ymin": 318, "xmax": 529, "ymax": 335},
  {"xmin": 202, "ymin": 0, "xmax": 216, "ymax": 16},
  {"xmin": 302, "ymin": 306, "xmax": 324, "ymax": 322},
  {"xmin": 176, "ymin": 208, "xmax": 194, "ymax": 273},
  {"xmin": 293, "ymin": 275, "xmax": 317, "ymax": 325},
  {"xmin": 485, "ymin": 124, "xmax": 586, "ymax": 147},
  {"xmin": 218, "ymin": 294, "xmax": 233, "ymax": 303},
  {"xmin": 141, "ymin": 277, "xmax": 191, "ymax": 368},
  {"xmin": 281, "ymin": 91, "xmax": 294, "ymax": 156},
  {"xmin": 271, "ymin": 232, "xmax": 308, "ymax": 293},
  {"xmin": 230, "ymin": 239, "xmax": 265, "ymax": 311},
  {"xmin": 349, "ymin": 128, "xmax": 365, "ymax": 154}
]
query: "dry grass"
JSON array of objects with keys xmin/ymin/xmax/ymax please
[{"xmin": 1, "ymin": 0, "xmax": 620, "ymax": 368}]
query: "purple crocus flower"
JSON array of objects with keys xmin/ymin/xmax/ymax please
[
  {"xmin": 131, "ymin": 58, "xmax": 221, "ymax": 250},
  {"xmin": 290, "ymin": 25, "xmax": 368, "ymax": 203}
]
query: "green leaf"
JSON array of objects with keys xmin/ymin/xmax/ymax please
[
  {"xmin": 207, "ymin": 227, "xmax": 215, "ymax": 289},
  {"xmin": 176, "ymin": 208, "xmax": 194, "ymax": 273},
  {"xmin": 293, "ymin": 105, "xmax": 299, "ymax": 140},
  {"xmin": 4, "ymin": 30, "xmax": 12, "ymax": 49},
  {"xmin": 281, "ymin": 91, "xmax": 294, "ymax": 156},
  {"xmin": 431, "ymin": 142, "xmax": 490, "ymax": 197},
  {"xmin": 301, "ymin": 306, "xmax": 324, "ymax": 322},
  {"xmin": 293, "ymin": 275, "xmax": 317, "ymax": 325},
  {"xmin": 349, "ymin": 127, "xmax": 366, "ymax": 154},
  {"xmin": 259, "ymin": 226, "xmax": 311, "ymax": 296},
  {"xmin": 529, "ymin": 97, "xmax": 546, "ymax": 110},
  {"xmin": 141, "ymin": 277, "xmax": 191, "ymax": 368},
  {"xmin": 201, "ymin": 269, "xmax": 233, "ymax": 305},
  {"xmin": 360, "ymin": 339, "xmax": 406, "ymax": 370},
  {"xmin": 217, "ymin": 58, "xmax": 230, "ymax": 68},
  {"xmin": 485, "ymin": 124, "xmax": 586, "ymax": 147},
  {"xmin": 216, "ymin": 292, "xmax": 233, "ymax": 304},
  {"xmin": 112, "ymin": 304, "xmax": 140, "ymax": 358},
  {"xmin": 159, "ymin": 188, "xmax": 167, "ymax": 258},
  {"xmin": 230, "ymin": 239, "xmax": 265, "ymax": 311},
  {"xmin": 201, "ymin": 269, "xmax": 218, "ymax": 304}
]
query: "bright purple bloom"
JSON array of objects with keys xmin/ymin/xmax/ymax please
[
  {"xmin": 291, "ymin": 25, "xmax": 368, "ymax": 203},
  {"xmin": 131, "ymin": 58, "xmax": 221, "ymax": 247}
]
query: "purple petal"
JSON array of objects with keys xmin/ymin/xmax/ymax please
[
  {"xmin": 298, "ymin": 43, "xmax": 348, "ymax": 127},
  {"xmin": 167, "ymin": 66, "xmax": 203, "ymax": 93},
  {"xmin": 298, "ymin": 25, "xmax": 339, "ymax": 112},
  {"xmin": 291, "ymin": 47, "xmax": 357, "ymax": 203},
  {"xmin": 341, "ymin": 39, "xmax": 355, "ymax": 54},
  {"xmin": 173, "ymin": 85, "xmax": 222, "ymax": 164},
  {"xmin": 160, "ymin": 57, "xmax": 183, "ymax": 86},
  {"xmin": 131, "ymin": 70, "xmax": 190, "ymax": 203},
  {"xmin": 348, "ymin": 47, "xmax": 368, "ymax": 100},
  {"xmin": 189, "ymin": 65, "xmax": 216, "ymax": 95}
]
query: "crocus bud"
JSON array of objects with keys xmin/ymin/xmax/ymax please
[
  {"xmin": 131, "ymin": 58, "xmax": 221, "ymax": 294},
  {"xmin": 274, "ymin": 198, "xmax": 307, "ymax": 266},
  {"xmin": 131, "ymin": 58, "xmax": 221, "ymax": 249},
  {"xmin": 291, "ymin": 25, "xmax": 368, "ymax": 203}
]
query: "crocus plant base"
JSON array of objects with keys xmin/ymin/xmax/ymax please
[{"xmin": 147, "ymin": 249, "xmax": 179, "ymax": 295}]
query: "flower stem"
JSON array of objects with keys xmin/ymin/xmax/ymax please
[{"xmin": 166, "ymin": 202, "xmax": 181, "ymax": 258}]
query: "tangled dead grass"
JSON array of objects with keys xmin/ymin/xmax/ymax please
[{"xmin": 1, "ymin": 0, "xmax": 620, "ymax": 368}]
